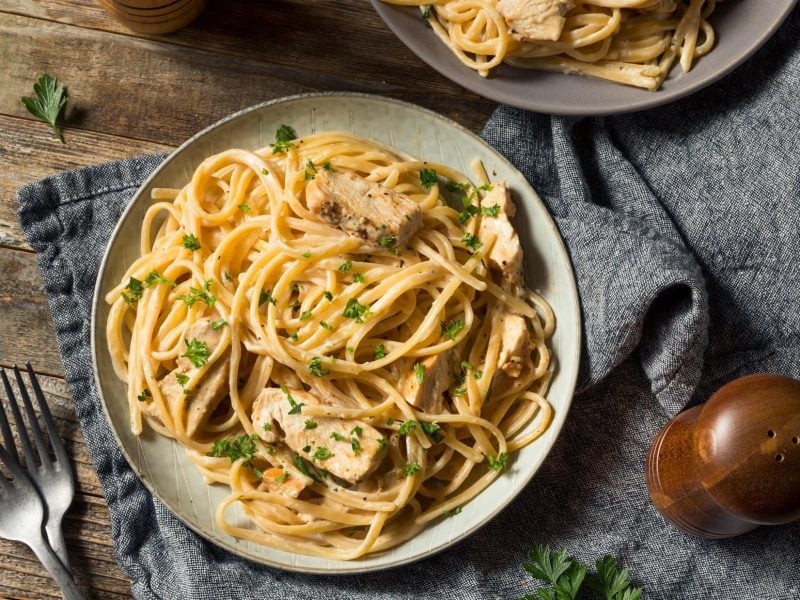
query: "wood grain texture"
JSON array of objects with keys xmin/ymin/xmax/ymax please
[{"xmin": 0, "ymin": 0, "xmax": 498, "ymax": 596}]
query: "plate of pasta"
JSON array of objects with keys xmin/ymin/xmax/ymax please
[
  {"xmin": 372, "ymin": 0, "xmax": 798, "ymax": 115},
  {"xmin": 91, "ymin": 93, "xmax": 580, "ymax": 573}
]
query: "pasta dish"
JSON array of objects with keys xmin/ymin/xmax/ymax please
[
  {"xmin": 105, "ymin": 127, "xmax": 555, "ymax": 559},
  {"xmin": 382, "ymin": 0, "xmax": 723, "ymax": 90}
]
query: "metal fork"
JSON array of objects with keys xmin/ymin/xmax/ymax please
[
  {"xmin": 0, "ymin": 444, "xmax": 84, "ymax": 599},
  {"xmin": 0, "ymin": 363, "xmax": 76, "ymax": 570}
]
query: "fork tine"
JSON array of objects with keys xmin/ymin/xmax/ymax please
[
  {"xmin": 12, "ymin": 365, "xmax": 52, "ymax": 468},
  {"xmin": 0, "ymin": 371, "xmax": 20, "ymax": 465},
  {"xmin": 24, "ymin": 363, "xmax": 68, "ymax": 464},
  {"xmin": 2, "ymin": 368, "xmax": 40, "ymax": 470}
]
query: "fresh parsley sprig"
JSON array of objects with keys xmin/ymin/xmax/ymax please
[
  {"xmin": 21, "ymin": 74, "xmax": 69, "ymax": 143},
  {"xmin": 522, "ymin": 545, "xmax": 643, "ymax": 600}
]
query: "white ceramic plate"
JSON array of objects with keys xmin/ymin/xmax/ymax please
[{"xmin": 91, "ymin": 93, "xmax": 581, "ymax": 574}]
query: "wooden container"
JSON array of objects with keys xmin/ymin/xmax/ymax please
[
  {"xmin": 646, "ymin": 374, "xmax": 800, "ymax": 538},
  {"xmin": 100, "ymin": 0, "xmax": 207, "ymax": 34}
]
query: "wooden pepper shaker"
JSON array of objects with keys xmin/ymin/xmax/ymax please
[{"xmin": 646, "ymin": 374, "xmax": 800, "ymax": 538}]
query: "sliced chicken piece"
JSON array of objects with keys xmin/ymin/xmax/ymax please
[
  {"xmin": 478, "ymin": 182, "xmax": 523, "ymax": 286},
  {"xmin": 159, "ymin": 317, "xmax": 230, "ymax": 436},
  {"xmin": 252, "ymin": 388, "xmax": 386, "ymax": 484},
  {"xmin": 400, "ymin": 352, "xmax": 450, "ymax": 414},
  {"xmin": 261, "ymin": 467, "xmax": 306, "ymax": 499},
  {"xmin": 496, "ymin": 0, "xmax": 574, "ymax": 42},
  {"xmin": 495, "ymin": 311, "xmax": 531, "ymax": 378},
  {"xmin": 305, "ymin": 169, "xmax": 423, "ymax": 250}
]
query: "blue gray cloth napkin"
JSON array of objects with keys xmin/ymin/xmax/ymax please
[{"xmin": 17, "ymin": 9, "xmax": 800, "ymax": 599}]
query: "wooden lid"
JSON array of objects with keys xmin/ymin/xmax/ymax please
[{"xmin": 697, "ymin": 374, "xmax": 800, "ymax": 524}]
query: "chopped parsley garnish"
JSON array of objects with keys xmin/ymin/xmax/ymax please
[
  {"xmin": 458, "ymin": 204, "xmax": 479, "ymax": 223},
  {"xmin": 461, "ymin": 361, "xmax": 474, "ymax": 371},
  {"xmin": 475, "ymin": 370, "xmax": 483, "ymax": 380},
  {"xmin": 444, "ymin": 507, "xmax": 462, "ymax": 517},
  {"xmin": 481, "ymin": 204, "xmax": 501, "ymax": 217},
  {"xmin": 353, "ymin": 272, "xmax": 365, "ymax": 283},
  {"xmin": 313, "ymin": 446, "xmax": 332, "ymax": 461},
  {"xmin": 351, "ymin": 425, "xmax": 364, "ymax": 438},
  {"xmin": 272, "ymin": 124, "xmax": 297, "ymax": 154},
  {"xmin": 452, "ymin": 387, "xmax": 466, "ymax": 396},
  {"xmin": 144, "ymin": 271, "xmax": 175, "ymax": 287},
  {"xmin": 419, "ymin": 168, "xmax": 438, "ymax": 190},
  {"xmin": 330, "ymin": 432, "xmax": 346, "ymax": 442},
  {"xmin": 486, "ymin": 452, "xmax": 509, "ymax": 472},
  {"xmin": 322, "ymin": 161, "xmax": 334, "ymax": 171},
  {"xmin": 338, "ymin": 260, "xmax": 352, "ymax": 272},
  {"xmin": 177, "ymin": 280, "xmax": 216, "ymax": 309},
  {"xmin": 137, "ymin": 388, "xmax": 152, "ymax": 402},
  {"xmin": 182, "ymin": 233, "xmax": 201, "ymax": 251},
  {"xmin": 261, "ymin": 168, "xmax": 268, "ymax": 176},
  {"xmin": 421, "ymin": 421, "xmax": 444, "ymax": 443},
  {"xmin": 303, "ymin": 445, "xmax": 311, "ymax": 453},
  {"xmin": 398, "ymin": 420, "xmax": 418, "ymax": 435},
  {"xmin": 209, "ymin": 434, "xmax": 259, "ymax": 462},
  {"xmin": 403, "ymin": 462, "xmax": 421, "ymax": 476},
  {"xmin": 121, "ymin": 277, "xmax": 144, "ymax": 305},
  {"xmin": 176, "ymin": 373, "xmax": 190, "ymax": 394},
  {"xmin": 259, "ymin": 290, "xmax": 277, "ymax": 306},
  {"xmin": 462, "ymin": 232, "xmax": 482, "ymax": 251},
  {"xmin": 378, "ymin": 235, "xmax": 397, "ymax": 252},
  {"xmin": 343, "ymin": 298, "xmax": 369, "ymax": 323},
  {"xmin": 377, "ymin": 438, "xmax": 387, "ymax": 451},
  {"xmin": 294, "ymin": 455, "xmax": 313, "ymax": 478},
  {"xmin": 300, "ymin": 310, "xmax": 313, "ymax": 320},
  {"xmin": 182, "ymin": 338, "xmax": 209, "ymax": 368},
  {"xmin": 274, "ymin": 471, "xmax": 289, "ymax": 483},
  {"xmin": 320, "ymin": 321, "xmax": 333, "ymax": 331},
  {"xmin": 446, "ymin": 181, "xmax": 470, "ymax": 193},
  {"xmin": 309, "ymin": 356, "xmax": 329, "ymax": 377},
  {"xmin": 302, "ymin": 251, "xmax": 312, "ymax": 259},
  {"xmin": 210, "ymin": 318, "xmax": 227, "ymax": 330},
  {"xmin": 262, "ymin": 422, "xmax": 273, "ymax": 433},
  {"xmin": 224, "ymin": 271, "xmax": 233, "ymax": 282},
  {"xmin": 281, "ymin": 385, "xmax": 304, "ymax": 414},
  {"xmin": 442, "ymin": 319, "xmax": 466, "ymax": 341},
  {"xmin": 413, "ymin": 362, "xmax": 426, "ymax": 384},
  {"xmin": 347, "ymin": 346, "xmax": 355, "ymax": 354},
  {"xmin": 323, "ymin": 290, "xmax": 334, "ymax": 301},
  {"xmin": 374, "ymin": 344, "xmax": 386, "ymax": 359},
  {"xmin": 304, "ymin": 160, "xmax": 317, "ymax": 180},
  {"xmin": 304, "ymin": 419, "xmax": 318, "ymax": 430},
  {"xmin": 351, "ymin": 437, "xmax": 362, "ymax": 456},
  {"xmin": 288, "ymin": 331, "xmax": 299, "ymax": 341},
  {"xmin": 238, "ymin": 203, "xmax": 251, "ymax": 213}
]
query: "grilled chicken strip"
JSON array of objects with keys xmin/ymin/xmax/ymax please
[
  {"xmin": 400, "ymin": 353, "xmax": 450, "ymax": 414},
  {"xmin": 496, "ymin": 0, "xmax": 574, "ymax": 42},
  {"xmin": 252, "ymin": 388, "xmax": 386, "ymax": 484},
  {"xmin": 478, "ymin": 181, "xmax": 523, "ymax": 286},
  {"xmin": 159, "ymin": 317, "xmax": 230, "ymax": 437},
  {"xmin": 306, "ymin": 169, "xmax": 423, "ymax": 250}
]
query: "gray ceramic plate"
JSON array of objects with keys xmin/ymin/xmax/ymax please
[
  {"xmin": 371, "ymin": 1, "xmax": 798, "ymax": 115},
  {"xmin": 91, "ymin": 93, "xmax": 581, "ymax": 574}
]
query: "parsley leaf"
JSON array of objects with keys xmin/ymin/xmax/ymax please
[
  {"xmin": 294, "ymin": 455, "xmax": 314, "ymax": 478},
  {"xmin": 343, "ymin": 298, "xmax": 369, "ymax": 323},
  {"xmin": 121, "ymin": 277, "xmax": 144, "ymax": 306},
  {"xmin": 398, "ymin": 420, "xmax": 418, "ymax": 435},
  {"xmin": 182, "ymin": 338, "xmax": 209, "ymax": 368},
  {"xmin": 419, "ymin": 168, "xmax": 438, "ymax": 190},
  {"xmin": 238, "ymin": 203, "xmax": 251, "ymax": 213},
  {"xmin": 353, "ymin": 272, "xmax": 365, "ymax": 283},
  {"xmin": 413, "ymin": 362, "xmax": 425, "ymax": 384},
  {"xmin": 377, "ymin": 438, "xmax": 387, "ymax": 451},
  {"xmin": 300, "ymin": 310, "xmax": 313, "ymax": 321},
  {"xmin": 420, "ymin": 421, "xmax": 444, "ymax": 443},
  {"xmin": 486, "ymin": 452, "xmax": 509, "ymax": 472},
  {"xmin": 144, "ymin": 271, "xmax": 176, "ymax": 287},
  {"xmin": 481, "ymin": 204, "xmax": 501, "ymax": 217},
  {"xmin": 210, "ymin": 318, "xmax": 227, "ymax": 330},
  {"xmin": 21, "ymin": 74, "xmax": 69, "ymax": 143},
  {"xmin": 378, "ymin": 235, "xmax": 397, "ymax": 252},
  {"xmin": 444, "ymin": 506, "xmax": 462, "ymax": 517},
  {"xmin": 320, "ymin": 321, "xmax": 333, "ymax": 331},
  {"xmin": 461, "ymin": 232, "xmax": 482, "ymax": 251},
  {"xmin": 182, "ymin": 233, "xmax": 201, "ymax": 251},
  {"xmin": 330, "ymin": 432, "xmax": 346, "ymax": 442},
  {"xmin": 374, "ymin": 344, "xmax": 386, "ymax": 359},
  {"xmin": 323, "ymin": 290, "xmax": 334, "ymax": 301},
  {"xmin": 338, "ymin": 260, "xmax": 352, "ymax": 272},
  {"xmin": 274, "ymin": 471, "xmax": 289, "ymax": 483},
  {"xmin": 209, "ymin": 433, "xmax": 259, "ymax": 462},
  {"xmin": 458, "ymin": 203, "xmax": 479, "ymax": 223},
  {"xmin": 177, "ymin": 281, "xmax": 216, "ymax": 309},
  {"xmin": 304, "ymin": 419, "xmax": 318, "ymax": 430},
  {"xmin": 309, "ymin": 356, "xmax": 329, "ymax": 377},
  {"xmin": 313, "ymin": 446, "xmax": 332, "ymax": 461},
  {"xmin": 322, "ymin": 161, "xmax": 334, "ymax": 171},
  {"xmin": 176, "ymin": 373, "xmax": 190, "ymax": 394},
  {"xmin": 281, "ymin": 385, "xmax": 304, "ymax": 414},
  {"xmin": 304, "ymin": 160, "xmax": 317, "ymax": 180},
  {"xmin": 259, "ymin": 290, "xmax": 277, "ymax": 306},
  {"xmin": 403, "ymin": 462, "xmax": 421, "ymax": 476},
  {"xmin": 272, "ymin": 124, "xmax": 297, "ymax": 154},
  {"xmin": 351, "ymin": 425, "xmax": 363, "ymax": 438},
  {"xmin": 350, "ymin": 437, "xmax": 362, "ymax": 455},
  {"xmin": 442, "ymin": 319, "xmax": 466, "ymax": 341}
]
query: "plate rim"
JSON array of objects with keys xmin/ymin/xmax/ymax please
[
  {"xmin": 90, "ymin": 91, "xmax": 582, "ymax": 574},
  {"xmin": 370, "ymin": 0, "xmax": 799, "ymax": 116}
]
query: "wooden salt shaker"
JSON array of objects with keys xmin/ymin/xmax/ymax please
[
  {"xmin": 100, "ymin": 0, "xmax": 207, "ymax": 34},
  {"xmin": 646, "ymin": 374, "xmax": 800, "ymax": 538}
]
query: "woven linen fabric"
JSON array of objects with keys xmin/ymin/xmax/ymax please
[{"xmin": 16, "ymin": 10, "xmax": 800, "ymax": 599}]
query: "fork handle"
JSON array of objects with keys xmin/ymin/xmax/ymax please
[{"xmin": 28, "ymin": 537, "xmax": 85, "ymax": 600}]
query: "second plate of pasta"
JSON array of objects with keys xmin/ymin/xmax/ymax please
[{"xmin": 91, "ymin": 93, "xmax": 580, "ymax": 573}]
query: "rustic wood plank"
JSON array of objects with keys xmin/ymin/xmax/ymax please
[
  {"xmin": 0, "ymin": 114, "xmax": 170, "ymax": 250},
  {"xmin": 0, "ymin": 11, "xmax": 494, "ymax": 147},
  {"xmin": 1, "ymin": 0, "xmax": 491, "ymax": 114}
]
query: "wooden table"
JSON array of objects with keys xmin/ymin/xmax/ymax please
[{"xmin": 0, "ymin": 2, "xmax": 496, "ymax": 597}]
